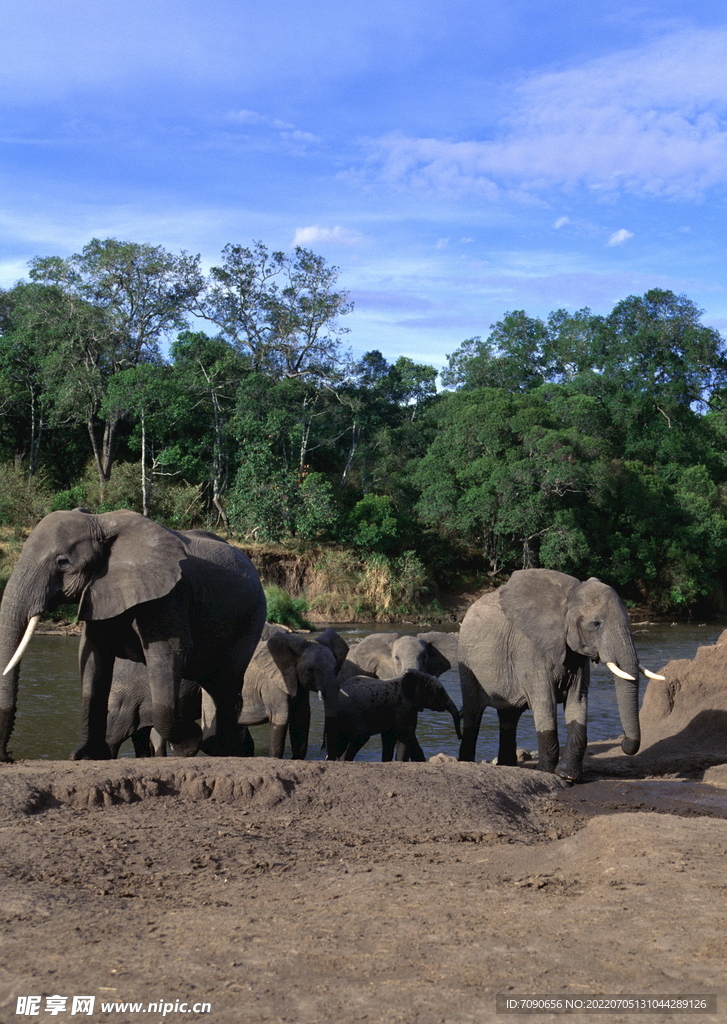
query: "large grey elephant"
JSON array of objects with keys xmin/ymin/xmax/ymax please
[
  {"xmin": 334, "ymin": 670, "xmax": 461, "ymax": 761},
  {"xmin": 0, "ymin": 510, "xmax": 267, "ymax": 761},
  {"xmin": 458, "ymin": 569, "xmax": 663, "ymax": 781},
  {"xmin": 341, "ymin": 631, "xmax": 456, "ymax": 681},
  {"xmin": 206, "ymin": 627, "xmax": 349, "ymax": 758}
]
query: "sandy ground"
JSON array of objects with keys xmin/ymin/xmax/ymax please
[{"xmin": 0, "ymin": 743, "xmax": 725, "ymax": 1024}]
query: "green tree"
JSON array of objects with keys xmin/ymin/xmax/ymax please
[
  {"xmin": 28, "ymin": 238, "xmax": 202, "ymax": 492},
  {"xmin": 193, "ymin": 241, "xmax": 352, "ymax": 379}
]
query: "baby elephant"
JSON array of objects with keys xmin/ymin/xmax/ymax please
[{"xmin": 335, "ymin": 670, "xmax": 461, "ymax": 762}]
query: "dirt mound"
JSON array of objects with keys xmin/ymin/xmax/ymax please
[
  {"xmin": 0, "ymin": 759, "xmax": 572, "ymax": 843},
  {"xmin": 635, "ymin": 628, "xmax": 727, "ymax": 769},
  {"xmin": 1, "ymin": 756, "xmax": 726, "ymax": 1022}
]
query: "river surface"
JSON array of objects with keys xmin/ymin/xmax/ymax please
[{"xmin": 6, "ymin": 621, "xmax": 725, "ymax": 762}]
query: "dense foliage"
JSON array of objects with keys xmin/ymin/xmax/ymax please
[{"xmin": 2, "ymin": 236, "xmax": 727, "ymax": 614}]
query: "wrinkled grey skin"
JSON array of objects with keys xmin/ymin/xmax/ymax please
[
  {"xmin": 105, "ymin": 661, "xmax": 202, "ymax": 757},
  {"xmin": 0, "ymin": 510, "xmax": 266, "ymax": 761},
  {"xmin": 230, "ymin": 627, "xmax": 349, "ymax": 758},
  {"xmin": 340, "ymin": 631, "xmax": 454, "ymax": 683},
  {"xmin": 106, "ymin": 622, "xmax": 292, "ymax": 758},
  {"xmin": 458, "ymin": 569, "xmax": 641, "ymax": 781},
  {"xmin": 334, "ymin": 669, "xmax": 462, "ymax": 761}
]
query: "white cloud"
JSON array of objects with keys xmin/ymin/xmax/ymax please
[
  {"xmin": 292, "ymin": 225, "xmax": 363, "ymax": 247},
  {"xmin": 607, "ymin": 228, "xmax": 634, "ymax": 246},
  {"xmin": 364, "ymin": 28, "xmax": 727, "ymax": 200},
  {"xmin": 553, "ymin": 216, "xmax": 570, "ymax": 229},
  {"xmin": 435, "ymin": 237, "xmax": 449, "ymax": 249},
  {"xmin": 226, "ymin": 110, "xmax": 321, "ymax": 145}
]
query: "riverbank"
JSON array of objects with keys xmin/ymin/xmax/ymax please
[{"xmin": 0, "ymin": 755, "xmax": 724, "ymax": 1024}]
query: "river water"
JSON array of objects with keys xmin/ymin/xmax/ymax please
[{"xmin": 7, "ymin": 621, "xmax": 725, "ymax": 762}]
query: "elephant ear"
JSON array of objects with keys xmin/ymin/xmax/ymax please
[
  {"xmin": 499, "ymin": 569, "xmax": 580, "ymax": 671},
  {"xmin": 79, "ymin": 510, "xmax": 187, "ymax": 621},
  {"xmin": 266, "ymin": 633, "xmax": 312, "ymax": 697},
  {"xmin": 315, "ymin": 628, "xmax": 349, "ymax": 673}
]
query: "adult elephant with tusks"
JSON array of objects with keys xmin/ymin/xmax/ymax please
[
  {"xmin": 458, "ymin": 569, "xmax": 664, "ymax": 781},
  {"xmin": 0, "ymin": 509, "xmax": 267, "ymax": 761}
]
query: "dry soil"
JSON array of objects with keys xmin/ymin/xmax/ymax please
[{"xmin": 0, "ymin": 748, "xmax": 725, "ymax": 1024}]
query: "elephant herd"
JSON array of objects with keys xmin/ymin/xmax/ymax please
[{"xmin": 0, "ymin": 510, "xmax": 663, "ymax": 780}]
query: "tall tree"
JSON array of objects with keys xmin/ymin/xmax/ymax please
[
  {"xmin": 193, "ymin": 241, "xmax": 353, "ymax": 378},
  {"xmin": 0, "ymin": 283, "xmax": 59, "ymax": 476},
  {"xmin": 169, "ymin": 331, "xmax": 247, "ymax": 527},
  {"xmin": 29, "ymin": 238, "xmax": 202, "ymax": 491}
]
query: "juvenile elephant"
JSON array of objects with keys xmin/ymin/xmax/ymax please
[
  {"xmin": 458, "ymin": 569, "xmax": 663, "ymax": 781},
  {"xmin": 341, "ymin": 631, "xmax": 452, "ymax": 682},
  {"xmin": 106, "ymin": 622, "xmax": 295, "ymax": 758},
  {"xmin": 105, "ymin": 661, "xmax": 202, "ymax": 758},
  {"xmin": 0, "ymin": 510, "xmax": 267, "ymax": 761},
  {"xmin": 225, "ymin": 627, "xmax": 350, "ymax": 758},
  {"xmin": 334, "ymin": 670, "xmax": 462, "ymax": 761}
]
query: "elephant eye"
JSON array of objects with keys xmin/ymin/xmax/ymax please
[
  {"xmin": 55, "ymin": 555, "xmax": 70, "ymax": 569},
  {"xmin": 591, "ymin": 619, "xmax": 602, "ymax": 629}
]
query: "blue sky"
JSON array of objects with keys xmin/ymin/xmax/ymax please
[{"xmin": 2, "ymin": 0, "xmax": 726, "ymax": 370}]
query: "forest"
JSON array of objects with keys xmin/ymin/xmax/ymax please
[{"xmin": 2, "ymin": 236, "xmax": 727, "ymax": 618}]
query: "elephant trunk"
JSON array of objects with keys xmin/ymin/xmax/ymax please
[
  {"xmin": 319, "ymin": 677, "xmax": 342, "ymax": 760},
  {"xmin": 445, "ymin": 695, "xmax": 462, "ymax": 740},
  {"xmin": 614, "ymin": 676, "xmax": 641, "ymax": 755},
  {"xmin": 0, "ymin": 565, "xmax": 44, "ymax": 761},
  {"xmin": 603, "ymin": 627, "xmax": 641, "ymax": 755}
]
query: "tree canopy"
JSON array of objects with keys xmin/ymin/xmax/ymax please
[{"xmin": 2, "ymin": 239, "xmax": 727, "ymax": 614}]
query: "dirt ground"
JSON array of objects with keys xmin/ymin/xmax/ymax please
[{"xmin": 0, "ymin": 744, "xmax": 725, "ymax": 1024}]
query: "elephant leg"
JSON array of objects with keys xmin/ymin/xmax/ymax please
[
  {"xmin": 342, "ymin": 735, "xmax": 368, "ymax": 761},
  {"xmin": 131, "ymin": 728, "xmax": 154, "ymax": 757},
  {"xmin": 240, "ymin": 726, "xmax": 255, "ymax": 757},
  {"xmin": 288, "ymin": 688, "xmax": 311, "ymax": 760},
  {"xmin": 532, "ymin": 693, "xmax": 560, "ymax": 773},
  {"xmin": 268, "ymin": 722, "xmax": 288, "ymax": 758},
  {"xmin": 408, "ymin": 735, "xmax": 426, "ymax": 762},
  {"xmin": 394, "ymin": 733, "xmax": 425, "ymax": 761},
  {"xmin": 138, "ymin": 640, "xmax": 202, "ymax": 756},
  {"xmin": 71, "ymin": 629, "xmax": 114, "ymax": 760},
  {"xmin": 557, "ymin": 681, "xmax": 588, "ymax": 782},
  {"xmin": 496, "ymin": 707, "xmax": 524, "ymax": 766},
  {"xmin": 150, "ymin": 728, "xmax": 169, "ymax": 756},
  {"xmin": 199, "ymin": 684, "xmax": 246, "ymax": 756},
  {"xmin": 382, "ymin": 728, "xmax": 397, "ymax": 761},
  {"xmin": 458, "ymin": 707, "xmax": 484, "ymax": 761}
]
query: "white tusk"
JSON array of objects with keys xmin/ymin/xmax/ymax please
[
  {"xmin": 640, "ymin": 665, "xmax": 666, "ymax": 681},
  {"xmin": 340, "ymin": 689, "xmax": 349, "ymax": 697},
  {"xmin": 606, "ymin": 661, "xmax": 637, "ymax": 681},
  {"xmin": 3, "ymin": 615, "xmax": 41, "ymax": 676}
]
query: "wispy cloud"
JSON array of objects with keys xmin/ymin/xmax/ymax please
[
  {"xmin": 227, "ymin": 109, "xmax": 321, "ymax": 146},
  {"xmin": 553, "ymin": 216, "xmax": 570, "ymax": 229},
  {"xmin": 607, "ymin": 228, "xmax": 634, "ymax": 246},
  {"xmin": 363, "ymin": 28, "xmax": 727, "ymax": 200},
  {"xmin": 292, "ymin": 225, "xmax": 363, "ymax": 247}
]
